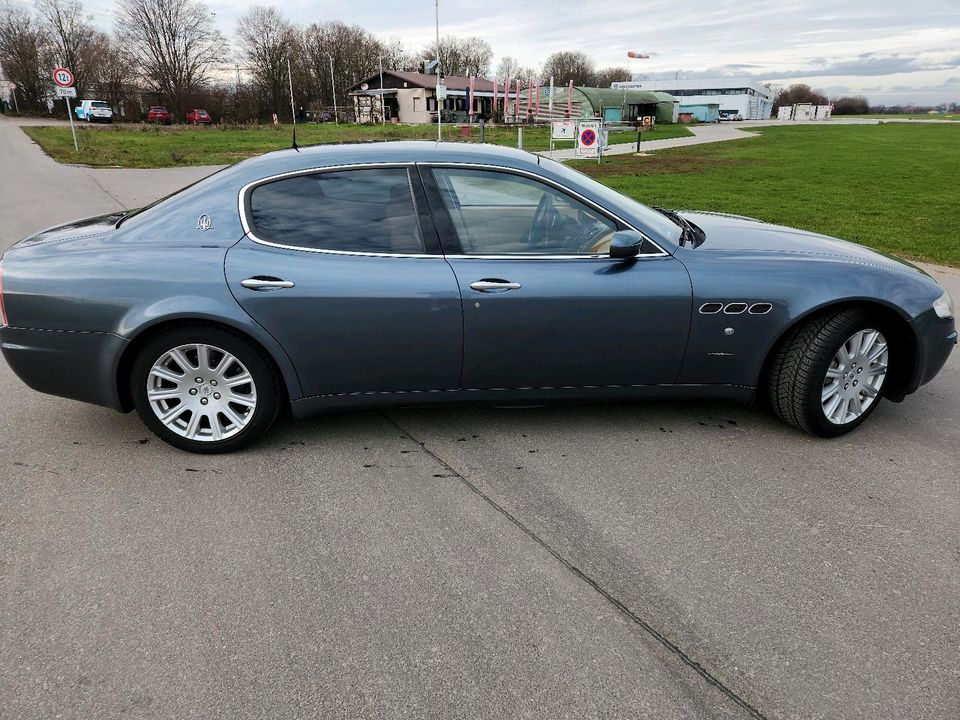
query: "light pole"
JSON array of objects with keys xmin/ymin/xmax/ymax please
[{"xmin": 328, "ymin": 54, "xmax": 338, "ymax": 124}]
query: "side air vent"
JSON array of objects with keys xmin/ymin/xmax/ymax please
[
  {"xmin": 724, "ymin": 303, "xmax": 748, "ymax": 314},
  {"xmin": 699, "ymin": 303, "xmax": 723, "ymax": 314},
  {"xmin": 749, "ymin": 303, "xmax": 773, "ymax": 315}
]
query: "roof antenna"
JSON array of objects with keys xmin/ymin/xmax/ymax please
[{"xmin": 287, "ymin": 57, "xmax": 300, "ymax": 152}]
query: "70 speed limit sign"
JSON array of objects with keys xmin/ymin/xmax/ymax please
[{"xmin": 53, "ymin": 67, "xmax": 74, "ymax": 87}]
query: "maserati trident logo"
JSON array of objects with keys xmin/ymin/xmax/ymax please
[{"xmin": 196, "ymin": 214, "xmax": 214, "ymax": 231}]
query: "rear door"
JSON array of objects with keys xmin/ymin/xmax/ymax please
[
  {"xmin": 421, "ymin": 164, "xmax": 692, "ymax": 391},
  {"xmin": 225, "ymin": 165, "xmax": 463, "ymax": 399}
]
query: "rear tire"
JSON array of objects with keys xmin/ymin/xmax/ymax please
[
  {"xmin": 767, "ymin": 308, "xmax": 891, "ymax": 436},
  {"xmin": 130, "ymin": 326, "xmax": 281, "ymax": 453}
]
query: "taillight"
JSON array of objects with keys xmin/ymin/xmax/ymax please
[{"xmin": 0, "ymin": 260, "xmax": 7, "ymax": 327}]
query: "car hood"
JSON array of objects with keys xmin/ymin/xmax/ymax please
[
  {"xmin": 8, "ymin": 211, "xmax": 129, "ymax": 251},
  {"xmin": 680, "ymin": 210, "xmax": 926, "ymax": 276}
]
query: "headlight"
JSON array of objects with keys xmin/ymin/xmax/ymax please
[{"xmin": 934, "ymin": 290, "xmax": 955, "ymax": 319}]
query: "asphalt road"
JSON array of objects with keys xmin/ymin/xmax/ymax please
[{"xmin": 1, "ymin": 115, "xmax": 958, "ymax": 719}]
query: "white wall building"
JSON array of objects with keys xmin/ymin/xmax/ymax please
[{"xmin": 612, "ymin": 77, "xmax": 773, "ymax": 120}]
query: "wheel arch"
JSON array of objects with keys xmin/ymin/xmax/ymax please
[
  {"xmin": 758, "ymin": 299, "xmax": 917, "ymax": 402},
  {"xmin": 114, "ymin": 316, "xmax": 302, "ymax": 412}
]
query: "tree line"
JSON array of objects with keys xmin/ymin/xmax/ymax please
[{"xmin": 0, "ymin": 0, "xmax": 631, "ymax": 121}]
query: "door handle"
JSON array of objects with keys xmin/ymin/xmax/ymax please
[
  {"xmin": 241, "ymin": 277, "xmax": 295, "ymax": 290},
  {"xmin": 469, "ymin": 279, "xmax": 522, "ymax": 292}
]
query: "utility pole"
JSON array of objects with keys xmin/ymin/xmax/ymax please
[
  {"xmin": 379, "ymin": 55, "xmax": 385, "ymax": 124},
  {"xmin": 329, "ymin": 55, "xmax": 338, "ymax": 124},
  {"xmin": 287, "ymin": 57, "xmax": 296, "ymax": 123},
  {"xmin": 435, "ymin": 0, "xmax": 441, "ymax": 142}
]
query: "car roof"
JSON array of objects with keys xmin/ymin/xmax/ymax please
[{"xmin": 226, "ymin": 141, "xmax": 543, "ymax": 185}]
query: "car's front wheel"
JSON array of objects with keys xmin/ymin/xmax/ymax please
[
  {"xmin": 130, "ymin": 326, "xmax": 281, "ymax": 453},
  {"xmin": 768, "ymin": 308, "xmax": 891, "ymax": 436}
]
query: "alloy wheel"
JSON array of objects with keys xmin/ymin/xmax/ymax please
[
  {"xmin": 821, "ymin": 328, "xmax": 888, "ymax": 425},
  {"xmin": 146, "ymin": 343, "xmax": 258, "ymax": 442}
]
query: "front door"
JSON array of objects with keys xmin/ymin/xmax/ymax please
[
  {"xmin": 424, "ymin": 165, "xmax": 692, "ymax": 391},
  {"xmin": 226, "ymin": 166, "xmax": 462, "ymax": 399}
]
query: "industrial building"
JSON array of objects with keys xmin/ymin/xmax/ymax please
[{"xmin": 612, "ymin": 77, "xmax": 773, "ymax": 120}]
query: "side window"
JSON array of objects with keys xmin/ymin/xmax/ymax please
[
  {"xmin": 248, "ymin": 168, "xmax": 424, "ymax": 254},
  {"xmin": 432, "ymin": 168, "xmax": 619, "ymax": 255}
]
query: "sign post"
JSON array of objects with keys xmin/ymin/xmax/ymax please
[{"xmin": 53, "ymin": 67, "xmax": 78, "ymax": 152}]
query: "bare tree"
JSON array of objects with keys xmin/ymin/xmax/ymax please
[
  {"xmin": 84, "ymin": 31, "xmax": 137, "ymax": 114},
  {"xmin": 236, "ymin": 5, "xmax": 294, "ymax": 117},
  {"xmin": 116, "ymin": 0, "xmax": 226, "ymax": 118},
  {"xmin": 772, "ymin": 83, "xmax": 828, "ymax": 111},
  {"xmin": 0, "ymin": 1, "xmax": 49, "ymax": 110},
  {"xmin": 594, "ymin": 65, "xmax": 631, "ymax": 88},
  {"xmin": 380, "ymin": 37, "xmax": 417, "ymax": 72},
  {"xmin": 541, "ymin": 50, "xmax": 596, "ymax": 86},
  {"xmin": 421, "ymin": 35, "xmax": 492, "ymax": 77},
  {"xmin": 301, "ymin": 21, "xmax": 387, "ymax": 113},
  {"xmin": 35, "ymin": 0, "xmax": 95, "ymax": 98},
  {"xmin": 495, "ymin": 56, "xmax": 521, "ymax": 81},
  {"xmin": 831, "ymin": 95, "xmax": 869, "ymax": 114}
]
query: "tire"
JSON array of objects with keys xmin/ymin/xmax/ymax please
[
  {"xmin": 130, "ymin": 325, "xmax": 281, "ymax": 453},
  {"xmin": 767, "ymin": 308, "xmax": 891, "ymax": 437}
]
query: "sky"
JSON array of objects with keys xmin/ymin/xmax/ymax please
[{"xmin": 76, "ymin": 0, "xmax": 960, "ymax": 105}]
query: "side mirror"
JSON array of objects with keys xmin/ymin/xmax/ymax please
[{"xmin": 609, "ymin": 230, "xmax": 645, "ymax": 259}]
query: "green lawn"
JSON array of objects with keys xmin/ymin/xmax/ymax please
[
  {"xmin": 22, "ymin": 122, "xmax": 692, "ymax": 167},
  {"xmin": 833, "ymin": 113, "xmax": 960, "ymax": 121},
  {"xmin": 570, "ymin": 123, "xmax": 960, "ymax": 266}
]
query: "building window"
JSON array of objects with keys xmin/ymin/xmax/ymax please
[
  {"xmin": 427, "ymin": 97, "xmax": 437, "ymax": 111},
  {"xmin": 413, "ymin": 97, "xmax": 420, "ymax": 112}
]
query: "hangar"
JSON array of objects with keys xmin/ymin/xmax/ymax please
[{"xmin": 612, "ymin": 77, "xmax": 773, "ymax": 120}]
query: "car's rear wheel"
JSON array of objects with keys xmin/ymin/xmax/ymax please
[
  {"xmin": 768, "ymin": 308, "xmax": 891, "ymax": 436},
  {"xmin": 130, "ymin": 326, "xmax": 280, "ymax": 453}
]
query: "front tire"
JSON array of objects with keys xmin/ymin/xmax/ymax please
[
  {"xmin": 130, "ymin": 326, "xmax": 281, "ymax": 453},
  {"xmin": 768, "ymin": 309, "xmax": 891, "ymax": 436}
]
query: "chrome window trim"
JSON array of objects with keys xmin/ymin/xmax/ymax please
[
  {"xmin": 425, "ymin": 162, "xmax": 669, "ymax": 259},
  {"xmin": 238, "ymin": 162, "xmax": 443, "ymax": 258},
  {"xmin": 238, "ymin": 160, "xmax": 670, "ymax": 260}
]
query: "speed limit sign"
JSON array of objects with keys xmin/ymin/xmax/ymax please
[{"xmin": 52, "ymin": 67, "xmax": 74, "ymax": 87}]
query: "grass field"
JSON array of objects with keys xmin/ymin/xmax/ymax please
[
  {"xmin": 22, "ymin": 122, "xmax": 692, "ymax": 167},
  {"xmin": 833, "ymin": 113, "xmax": 960, "ymax": 121},
  {"xmin": 570, "ymin": 123, "xmax": 960, "ymax": 266}
]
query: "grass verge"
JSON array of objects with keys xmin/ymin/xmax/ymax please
[
  {"xmin": 21, "ymin": 122, "xmax": 692, "ymax": 167},
  {"xmin": 570, "ymin": 123, "xmax": 960, "ymax": 266}
]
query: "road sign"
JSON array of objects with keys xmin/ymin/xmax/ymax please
[
  {"xmin": 576, "ymin": 121, "xmax": 601, "ymax": 157},
  {"xmin": 551, "ymin": 120, "xmax": 575, "ymax": 140},
  {"xmin": 53, "ymin": 67, "xmax": 74, "ymax": 87},
  {"xmin": 55, "ymin": 86, "xmax": 76, "ymax": 98}
]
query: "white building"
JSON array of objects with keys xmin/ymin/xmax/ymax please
[{"xmin": 612, "ymin": 77, "xmax": 773, "ymax": 120}]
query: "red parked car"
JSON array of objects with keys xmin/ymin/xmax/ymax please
[
  {"xmin": 146, "ymin": 106, "xmax": 172, "ymax": 125},
  {"xmin": 185, "ymin": 108, "xmax": 212, "ymax": 125}
]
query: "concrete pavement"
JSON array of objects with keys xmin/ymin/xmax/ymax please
[{"xmin": 1, "ymin": 115, "xmax": 959, "ymax": 719}]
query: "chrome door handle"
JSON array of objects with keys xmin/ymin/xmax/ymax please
[
  {"xmin": 469, "ymin": 280, "xmax": 522, "ymax": 292},
  {"xmin": 241, "ymin": 277, "xmax": 295, "ymax": 290}
]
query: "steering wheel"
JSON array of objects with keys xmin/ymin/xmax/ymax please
[
  {"xmin": 527, "ymin": 193, "xmax": 560, "ymax": 248},
  {"xmin": 577, "ymin": 226, "xmax": 616, "ymax": 254}
]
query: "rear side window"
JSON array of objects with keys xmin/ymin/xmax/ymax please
[{"xmin": 248, "ymin": 168, "xmax": 424, "ymax": 254}]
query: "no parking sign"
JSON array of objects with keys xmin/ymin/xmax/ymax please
[{"xmin": 576, "ymin": 121, "xmax": 601, "ymax": 157}]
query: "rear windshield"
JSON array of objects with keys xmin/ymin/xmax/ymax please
[{"xmin": 91, "ymin": 101, "xmax": 109, "ymax": 108}]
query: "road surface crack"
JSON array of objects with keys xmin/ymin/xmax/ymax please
[{"xmin": 384, "ymin": 412, "xmax": 768, "ymax": 720}]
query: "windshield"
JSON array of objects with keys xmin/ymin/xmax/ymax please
[
  {"xmin": 92, "ymin": 101, "xmax": 109, "ymax": 108},
  {"xmin": 537, "ymin": 156, "xmax": 683, "ymax": 244}
]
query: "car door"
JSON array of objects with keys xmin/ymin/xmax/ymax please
[
  {"xmin": 225, "ymin": 165, "xmax": 463, "ymax": 399},
  {"xmin": 421, "ymin": 164, "xmax": 692, "ymax": 391}
]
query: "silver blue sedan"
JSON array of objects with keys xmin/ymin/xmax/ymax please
[{"xmin": 0, "ymin": 142, "xmax": 955, "ymax": 452}]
